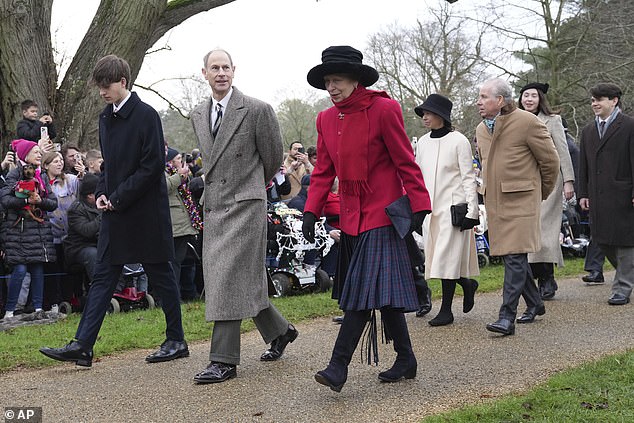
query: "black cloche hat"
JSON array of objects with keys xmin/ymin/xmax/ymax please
[
  {"xmin": 519, "ymin": 82, "xmax": 549, "ymax": 96},
  {"xmin": 414, "ymin": 94, "xmax": 453, "ymax": 125},
  {"xmin": 307, "ymin": 46, "xmax": 379, "ymax": 90}
]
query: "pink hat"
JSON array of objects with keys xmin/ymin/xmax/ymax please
[{"xmin": 11, "ymin": 139, "xmax": 38, "ymax": 162}]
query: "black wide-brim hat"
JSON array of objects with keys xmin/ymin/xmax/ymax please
[
  {"xmin": 307, "ymin": 45, "xmax": 379, "ymax": 90},
  {"xmin": 414, "ymin": 93, "xmax": 453, "ymax": 125}
]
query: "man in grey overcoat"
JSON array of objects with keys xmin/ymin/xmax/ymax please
[
  {"xmin": 190, "ymin": 49, "xmax": 298, "ymax": 384},
  {"xmin": 579, "ymin": 82, "xmax": 634, "ymax": 306}
]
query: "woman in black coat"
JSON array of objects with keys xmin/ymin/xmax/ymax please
[{"xmin": 1, "ymin": 139, "xmax": 57, "ymax": 319}]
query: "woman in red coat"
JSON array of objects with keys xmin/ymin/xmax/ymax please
[{"xmin": 302, "ymin": 46, "xmax": 431, "ymax": 392}]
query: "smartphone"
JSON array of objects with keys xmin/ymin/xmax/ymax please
[
  {"xmin": 298, "ymin": 147, "xmax": 305, "ymax": 154},
  {"xmin": 40, "ymin": 126, "xmax": 48, "ymax": 139},
  {"xmin": 53, "ymin": 143, "xmax": 61, "ymax": 152}
]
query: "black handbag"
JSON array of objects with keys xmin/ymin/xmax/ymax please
[
  {"xmin": 450, "ymin": 203, "xmax": 468, "ymax": 227},
  {"xmin": 385, "ymin": 195, "xmax": 412, "ymax": 239}
]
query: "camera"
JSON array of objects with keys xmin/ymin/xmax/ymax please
[
  {"xmin": 297, "ymin": 147, "xmax": 305, "ymax": 154},
  {"xmin": 185, "ymin": 153, "xmax": 193, "ymax": 164}
]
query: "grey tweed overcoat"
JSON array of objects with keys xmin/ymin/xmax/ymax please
[{"xmin": 191, "ymin": 88, "xmax": 283, "ymax": 321}]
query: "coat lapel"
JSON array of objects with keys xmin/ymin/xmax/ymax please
[
  {"xmin": 191, "ymin": 98, "xmax": 213, "ymax": 166},
  {"xmin": 205, "ymin": 88, "xmax": 247, "ymax": 173},
  {"xmin": 597, "ymin": 113, "xmax": 623, "ymax": 151}
]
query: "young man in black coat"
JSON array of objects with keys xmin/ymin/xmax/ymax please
[
  {"xmin": 40, "ymin": 55, "xmax": 187, "ymax": 367},
  {"xmin": 579, "ymin": 82, "xmax": 634, "ymax": 306}
]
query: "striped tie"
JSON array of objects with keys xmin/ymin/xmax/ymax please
[{"xmin": 212, "ymin": 103, "xmax": 223, "ymax": 137}]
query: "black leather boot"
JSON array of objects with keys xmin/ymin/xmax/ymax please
[
  {"xmin": 314, "ymin": 310, "xmax": 369, "ymax": 392},
  {"xmin": 378, "ymin": 310, "xmax": 417, "ymax": 382}
]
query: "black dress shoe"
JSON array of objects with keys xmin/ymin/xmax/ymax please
[
  {"xmin": 332, "ymin": 315, "xmax": 344, "ymax": 324},
  {"xmin": 539, "ymin": 276, "xmax": 558, "ymax": 300},
  {"xmin": 39, "ymin": 341, "xmax": 93, "ymax": 367},
  {"xmin": 486, "ymin": 318, "xmax": 515, "ymax": 336},
  {"xmin": 194, "ymin": 362, "xmax": 237, "ymax": 384},
  {"xmin": 415, "ymin": 287, "xmax": 432, "ymax": 317},
  {"xmin": 516, "ymin": 304, "xmax": 546, "ymax": 323},
  {"xmin": 608, "ymin": 293, "xmax": 630, "ymax": 305},
  {"xmin": 145, "ymin": 339, "xmax": 189, "ymax": 363},
  {"xmin": 583, "ymin": 271, "xmax": 605, "ymax": 285},
  {"xmin": 260, "ymin": 324, "xmax": 298, "ymax": 361}
]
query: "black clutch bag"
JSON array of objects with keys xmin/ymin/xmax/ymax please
[
  {"xmin": 385, "ymin": 195, "xmax": 412, "ymax": 239},
  {"xmin": 450, "ymin": 203, "xmax": 468, "ymax": 227}
]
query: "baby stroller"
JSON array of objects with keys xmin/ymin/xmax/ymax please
[
  {"xmin": 266, "ymin": 202, "xmax": 333, "ymax": 297},
  {"xmin": 473, "ymin": 204, "xmax": 502, "ymax": 267},
  {"xmin": 108, "ymin": 264, "xmax": 155, "ymax": 313},
  {"xmin": 560, "ymin": 199, "xmax": 589, "ymax": 258}
]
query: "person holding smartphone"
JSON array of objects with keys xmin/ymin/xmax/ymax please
[
  {"xmin": 16, "ymin": 99, "xmax": 57, "ymax": 142},
  {"xmin": 282, "ymin": 141, "xmax": 313, "ymax": 199}
]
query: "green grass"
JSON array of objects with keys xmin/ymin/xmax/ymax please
[
  {"xmin": 0, "ymin": 257, "xmax": 628, "ymax": 422},
  {"xmin": 0, "ymin": 257, "xmax": 604, "ymax": 372},
  {"xmin": 0, "ymin": 291, "xmax": 341, "ymax": 372},
  {"xmin": 422, "ymin": 349, "xmax": 634, "ymax": 423}
]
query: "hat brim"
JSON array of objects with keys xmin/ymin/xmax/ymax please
[
  {"xmin": 414, "ymin": 104, "xmax": 452, "ymax": 126},
  {"xmin": 307, "ymin": 62, "xmax": 379, "ymax": 90}
]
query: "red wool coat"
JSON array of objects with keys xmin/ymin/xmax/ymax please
[{"xmin": 305, "ymin": 96, "xmax": 431, "ymax": 236}]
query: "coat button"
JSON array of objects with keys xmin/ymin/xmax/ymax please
[
  {"xmin": 224, "ymin": 207, "xmax": 230, "ymax": 213},
  {"xmin": 220, "ymin": 179, "xmax": 226, "ymax": 184}
]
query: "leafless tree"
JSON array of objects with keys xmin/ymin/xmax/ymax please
[{"xmin": 0, "ymin": 0, "xmax": 236, "ymax": 150}]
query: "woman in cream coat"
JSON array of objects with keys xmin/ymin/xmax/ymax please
[
  {"xmin": 415, "ymin": 94, "xmax": 480, "ymax": 326},
  {"xmin": 518, "ymin": 82, "xmax": 575, "ymax": 304}
]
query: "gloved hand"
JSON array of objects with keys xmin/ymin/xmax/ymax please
[
  {"xmin": 460, "ymin": 217, "xmax": 480, "ymax": 232},
  {"xmin": 410, "ymin": 210, "xmax": 430, "ymax": 235},
  {"xmin": 302, "ymin": 211, "xmax": 317, "ymax": 243}
]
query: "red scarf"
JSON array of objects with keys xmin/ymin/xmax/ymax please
[{"xmin": 333, "ymin": 86, "xmax": 389, "ymax": 196}]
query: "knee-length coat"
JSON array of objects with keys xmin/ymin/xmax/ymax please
[
  {"xmin": 476, "ymin": 106, "xmax": 560, "ymax": 256},
  {"xmin": 416, "ymin": 130, "xmax": 479, "ymax": 279},
  {"xmin": 579, "ymin": 112, "xmax": 634, "ymax": 246},
  {"xmin": 96, "ymin": 92, "xmax": 175, "ymax": 265},
  {"xmin": 191, "ymin": 88, "xmax": 283, "ymax": 321},
  {"xmin": 528, "ymin": 113, "xmax": 575, "ymax": 266}
]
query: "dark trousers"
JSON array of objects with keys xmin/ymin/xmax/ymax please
[
  {"xmin": 75, "ymin": 252, "xmax": 184, "ymax": 348},
  {"xmin": 173, "ymin": 235, "xmax": 197, "ymax": 300},
  {"xmin": 500, "ymin": 254, "xmax": 541, "ymax": 320},
  {"xmin": 584, "ymin": 238, "xmax": 606, "ymax": 273}
]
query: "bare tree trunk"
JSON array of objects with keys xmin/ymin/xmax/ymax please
[
  {"xmin": 0, "ymin": 0, "xmax": 56, "ymax": 145},
  {"xmin": 0, "ymin": 0, "xmax": 235, "ymax": 151}
]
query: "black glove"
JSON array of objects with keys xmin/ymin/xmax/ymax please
[
  {"xmin": 460, "ymin": 217, "xmax": 480, "ymax": 232},
  {"xmin": 302, "ymin": 211, "xmax": 317, "ymax": 243},
  {"xmin": 410, "ymin": 210, "xmax": 429, "ymax": 235}
]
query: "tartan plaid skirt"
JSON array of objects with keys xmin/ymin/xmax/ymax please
[{"xmin": 335, "ymin": 225, "xmax": 418, "ymax": 312}]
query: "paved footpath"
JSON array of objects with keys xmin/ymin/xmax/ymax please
[{"xmin": 1, "ymin": 272, "xmax": 632, "ymax": 423}]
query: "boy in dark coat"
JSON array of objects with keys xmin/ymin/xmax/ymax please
[{"xmin": 40, "ymin": 55, "xmax": 187, "ymax": 367}]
